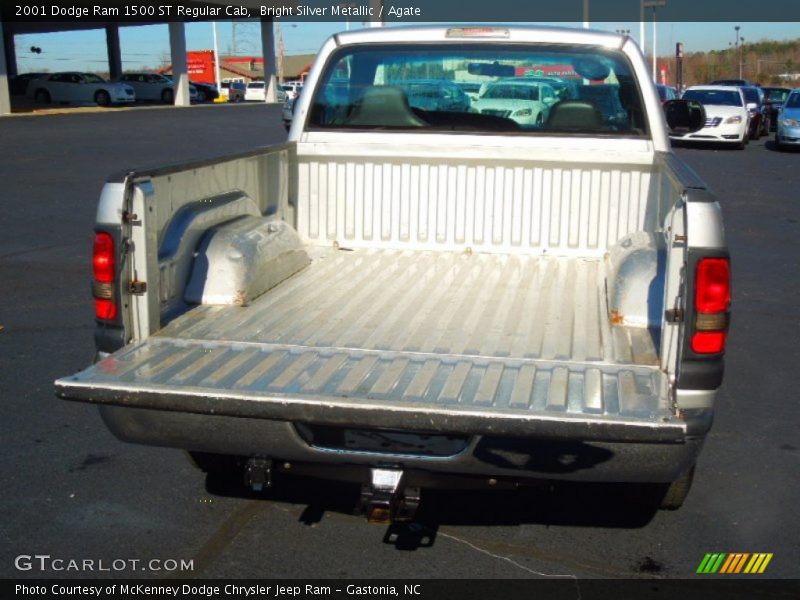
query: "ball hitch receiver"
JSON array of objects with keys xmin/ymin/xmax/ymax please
[{"xmin": 359, "ymin": 468, "xmax": 420, "ymax": 523}]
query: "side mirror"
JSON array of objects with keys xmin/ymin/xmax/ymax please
[{"xmin": 663, "ymin": 99, "xmax": 706, "ymax": 134}]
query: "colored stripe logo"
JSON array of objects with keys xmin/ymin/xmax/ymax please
[{"xmin": 697, "ymin": 553, "xmax": 773, "ymax": 574}]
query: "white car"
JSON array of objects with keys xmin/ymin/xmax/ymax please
[
  {"xmin": 245, "ymin": 81, "xmax": 266, "ymax": 102},
  {"xmin": 116, "ymin": 73, "xmax": 197, "ymax": 103},
  {"xmin": 473, "ymin": 80, "xmax": 558, "ymax": 126},
  {"xmin": 670, "ymin": 86, "xmax": 750, "ymax": 149},
  {"xmin": 28, "ymin": 72, "xmax": 135, "ymax": 106},
  {"xmin": 280, "ymin": 81, "xmax": 303, "ymax": 102}
]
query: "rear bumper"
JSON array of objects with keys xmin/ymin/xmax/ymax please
[{"xmin": 98, "ymin": 405, "xmax": 707, "ymax": 483}]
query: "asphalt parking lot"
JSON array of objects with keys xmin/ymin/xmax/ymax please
[{"xmin": 1, "ymin": 104, "xmax": 798, "ymax": 580}]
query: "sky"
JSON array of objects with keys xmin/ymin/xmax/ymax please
[{"xmin": 12, "ymin": 21, "xmax": 800, "ymax": 74}]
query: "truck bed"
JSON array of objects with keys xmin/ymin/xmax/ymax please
[{"xmin": 58, "ymin": 249, "xmax": 681, "ymax": 442}]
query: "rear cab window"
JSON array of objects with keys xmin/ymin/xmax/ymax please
[{"xmin": 307, "ymin": 43, "xmax": 649, "ymax": 137}]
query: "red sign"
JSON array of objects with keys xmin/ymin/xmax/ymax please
[{"xmin": 187, "ymin": 50, "xmax": 215, "ymax": 84}]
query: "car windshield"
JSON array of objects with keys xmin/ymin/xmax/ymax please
[
  {"xmin": 741, "ymin": 88, "xmax": 761, "ymax": 104},
  {"xmin": 785, "ymin": 93, "xmax": 800, "ymax": 109},
  {"xmin": 83, "ymin": 74, "xmax": 105, "ymax": 84},
  {"xmin": 249, "ymin": 82, "xmax": 265, "ymax": 88},
  {"xmin": 764, "ymin": 88, "xmax": 790, "ymax": 103},
  {"xmin": 482, "ymin": 84, "xmax": 540, "ymax": 101},
  {"xmin": 308, "ymin": 42, "xmax": 647, "ymax": 135},
  {"xmin": 683, "ymin": 89, "xmax": 742, "ymax": 107}
]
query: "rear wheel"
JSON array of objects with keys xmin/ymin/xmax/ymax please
[
  {"xmin": 34, "ymin": 89, "xmax": 51, "ymax": 104},
  {"xmin": 162, "ymin": 88, "xmax": 174, "ymax": 104},
  {"xmin": 94, "ymin": 90, "xmax": 111, "ymax": 107},
  {"xmin": 657, "ymin": 465, "xmax": 696, "ymax": 510},
  {"xmin": 196, "ymin": 89, "xmax": 207, "ymax": 103}
]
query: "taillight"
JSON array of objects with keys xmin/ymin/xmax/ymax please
[
  {"xmin": 93, "ymin": 232, "xmax": 117, "ymax": 320},
  {"xmin": 691, "ymin": 257, "xmax": 730, "ymax": 354}
]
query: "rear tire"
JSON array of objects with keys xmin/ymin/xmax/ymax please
[
  {"xmin": 658, "ymin": 465, "xmax": 696, "ymax": 510},
  {"xmin": 34, "ymin": 89, "xmax": 51, "ymax": 104},
  {"xmin": 196, "ymin": 89, "xmax": 207, "ymax": 103},
  {"xmin": 94, "ymin": 90, "xmax": 111, "ymax": 107},
  {"xmin": 162, "ymin": 88, "xmax": 174, "ymax": 104}
]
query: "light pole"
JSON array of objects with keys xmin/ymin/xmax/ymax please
[
  {"xmin": 583, "ymin": 0, "xmax": 589, "ymax": 28},
  {"xmin": 739, "ymin": 36, "xmax": 745, "ymax": 80},
  {"xmin": 641, "ymin": 1, "xmax": 666, "ymax": 81},
  {"xmin": 212, "ymin": 21, "xmax": 221, "ymax": 92},
  {"xmin": 734, "ymin": 26, "xmax": 741, "ymax": 79}
]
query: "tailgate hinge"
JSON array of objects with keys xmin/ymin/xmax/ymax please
[
  {"xmin": 128, "ymin": 280, "xmax": 147, "ymax": 295},
  {"xmin": 122, "ymin": 211, "xmax": 141, "ymax": 225},
  {"xmin": 665, "ymin": 308, "xmax": 684, "ymax": 323}
]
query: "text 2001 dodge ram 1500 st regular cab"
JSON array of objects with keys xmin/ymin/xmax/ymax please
[{"xmin": 56, "ymin": 26, "xmax": 728, "ymax": 518}]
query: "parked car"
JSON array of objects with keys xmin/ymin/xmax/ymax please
[
  {"xmin": 9, "ymin": 72, "xmax": 46, "ymax": 95},
  {"xmin": 117, "ymin": 73, "xmax": 196, "ymax": 103},
  {"xmin": 282, "ymin": 95, "xmax": 297, "ymax": 131},
  {"xmin": 473, "ymin": 79, "xmax": 558, "ymax": 126},
  {"xmin": 280, "ymin": 81, "xmax": 303, "ymax": 102},
  {"xmin": 394, "ymin": 79, "xmax": 472, "ymax": 113},
  {"xmin": 740, "ymin": 85, "xmax": 769, "ymax": 138},
  {"xmin": 220, "ymin": 80, "xmax": 246, "ymax": 102},
  {"xmin": 775, "ymin": 88, "xmax": 800, "ymax": 150},
  {"xmin": 671, "ymin": 86, "xmax": 749, "ymax": 148},
  {"xmin": 57, "ymin": 26, "xmax": 723, "ymax": 517},
  {"xmin": 656, "ymin": 84, "xmax": 678, "ymax": 103},
  {"xmin": 245, "ymin": 81, "xmax": 267, "ymax": 102},
  {"xmin": 190, "ymin": 81, "xmax": 219, "ymax": 103},
  {"xmin": 456, "ymin": 81, "xmax": 482, "ymax": 102},
  {"xmin": 519, "ymin": 76, "xmax": 579, "ymax": 101},
  {"xmin": 28, "ymin": 72, "xmax": 135, "ymax": 106},
  {"xmin": 710, "ymin": 79, "xmax": 755, "ymax": 87},
  {"xmin": 762, "ymin": 86, "xmax": 792, "ymax": 131}
]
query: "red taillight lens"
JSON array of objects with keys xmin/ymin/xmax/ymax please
[
  {"xmin": 94, "ymin": 298, "xmax": 118, "ymax": 320},
  {"xmin": 692, "ymin": 257, "xmax": 730, "ymax": 354},
  {"xmin": 695, "ymin": 258, "xmax": 730, "ymax": 314},
  {"xmin": 93, "ymin": 233, "xmax": 115, "ymax": 283},
  {"xmin": 691, "ymin": 331, "xmax": 726, "ymax": 354},
  {"xmin": 93, "ymin": 232, "xmax": 117, "ymax": 320}
]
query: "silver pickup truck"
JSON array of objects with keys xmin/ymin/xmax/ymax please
[{"xmin": 56, "ymin": 26, "xmax": 728, "ymax": 519}]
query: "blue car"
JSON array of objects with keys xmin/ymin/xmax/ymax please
[{"xmin": 775, "ymin": 89, "xmax": 800, "ymax": 150}]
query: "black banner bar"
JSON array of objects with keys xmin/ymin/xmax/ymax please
[
  {"xmin": 4, "ymin": 0, "xmax": 800, "ymax": 23},
  {"xmin": 5, "ymin": 579, "xmax": 800, "ymax": 600}
]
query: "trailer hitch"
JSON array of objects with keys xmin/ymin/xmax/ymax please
[
  {"xmin": 358, "ymin": 468, "xmax": 420, "ymax": 523},
  {"xmin": 244, "ymin": 457, "xmax": 273, "ymax": 492}
]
